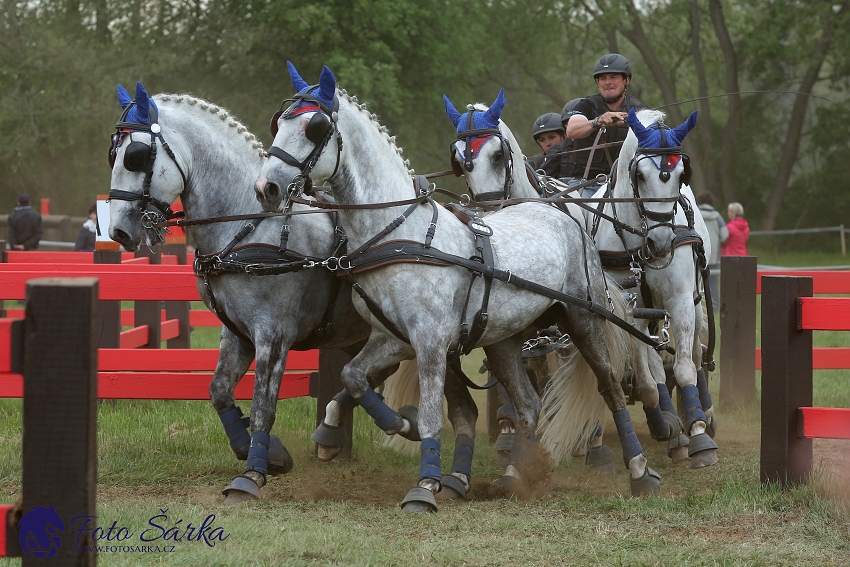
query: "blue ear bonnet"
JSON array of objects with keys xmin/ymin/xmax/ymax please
[
  {"xmin": 626, "ymin": 108, "xmax": 698, "ymax": 149},
  {"xmin": 116, "ymin": 82, "xmax": 158, "ymax": 128},
  {"xmin": 444, "ymin": 89, "xmax": 507, "ymax": 160},
  {"xmin": 286, "ymin": 62, "xmax": 337, "ymax": 117}
]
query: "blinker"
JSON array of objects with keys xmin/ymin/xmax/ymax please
[
  {"xmin": 305, "ymin": 112, "xmax": 332, "ymax": 145},
  {"xmin": 123, "ymin": 141, "xmax": 153, "ymax": 173}
]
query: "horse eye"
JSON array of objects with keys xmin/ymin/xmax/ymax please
[
  {"xmin": 492, "ymin": 150, "xmax": 504, "ymax": 163},
  {"xmin": 636, "ymin": 171, "xmax": 645, "ymax": 181}
]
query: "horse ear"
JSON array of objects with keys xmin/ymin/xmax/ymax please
[
  {"xmin": 117, "ymin": 84, "xmax": 132, "ymax": 109},
  {"xmin": 443, "ymin": 95, "xmax": 463, "ymax": 128},
  {"xmin": 287, "ymin": 61, "xmax": 310, "ymax": 93},
  {"xmin": 672, "ymin": 110, "xmax": 698, "ymax": 143},
  {"xmin": 134, "ymin": 82, "xmax": 150, "ymax": 124},
  {"xmin": 484, "ymin": 88, "xmax": 507, "ymax": 123},
  {"xmin": 319, "ymin": 65, "xmax": 336, "ymax": 102},
  {"xmin": 625, "ymin": 108, "xmax": 646, "ymax": 135}
]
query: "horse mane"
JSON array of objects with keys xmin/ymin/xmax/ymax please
[
  {"xmin": 152, "ymin": 93, "xmax": 266, "ymax": 160},
  {"xmin": 336, "ymin": 88, "xmax": 414, "ymax": 177}
]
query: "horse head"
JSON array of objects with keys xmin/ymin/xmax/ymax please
[
  {"xmin": 623, "ymin": 108, "xmax": 697, "ymax": 253},
  {"xmin": 256, "ymin": 62, "xmax": 342, "ymax": 212},
  {"xmin": 108, "ymin": 81, "xmax": 188, "ymax": 250},
  {"xmin": 444, "ymin": 89, "xmax": 516, "ymax": 202}
]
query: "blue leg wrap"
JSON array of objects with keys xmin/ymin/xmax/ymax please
[
  {"xmin": 245, "ymin": 431, "xmax": 270, "ymax": 474},
  {"xmin": 419, "ymin": 438, "xmax": 441, "ymax": 482},
  {"xmin": 613, "ymin": 410, "xmax": 643, "ymax": 467},
  {"xmin": 332, "ymin": 388, "xmax": 358, "ymax": 409},
  {"xmin": 656, "ymin": 383, "xmax": 676, "ymax": 414},
  {"xmin": 451, "ymin": 435, "xmax": 474, "ymax": 478},
  {"xmin": 643, "ymin": 404, "xmax": 671, "ymax": 441},
  {"xmin": 218, "ymin": 406, "xmax": 250, "ymax": 452},
  {"xmin": 356, "ymin": 389, "xmax": 404, "ymax": 432},
  {"xmin": 696, "ymin": 369, "xmax": 713, "ymax": 409},
  {"xmin": 681, "ymin": 384, "xmax": 707, "ymax": 430}
]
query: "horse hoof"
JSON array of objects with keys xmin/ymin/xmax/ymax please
[
  {"xmin": 311, "ymin": 422, "xmax": 347, "ymax": 450},
  {"xmin": 661, "ymin": 410, "xmax": 684, "ymax": 440},
  {"xmin": 316, "ymin": 443, "xmax": 343, "ymax": 462},
  {"xmin": 234, "ymin": 434, "xmax": 292, "ymax": 475},
  {"xmin": 688, "ymin": 433, "xmax": 719, "ymax": 468},
  {"xmin": 668, "ymin": 433, "xmax": 689, "ymax": 463},
  {"xmin": 398, "ymin": 406, "xmax": 421, "ymax": 442},
  {"xmin": 436, "ymin": 475, "xmax": 468, "ymax": 500},
  {"xmin": 630, "ymin": 467, "xmax": 661, "ymax": 496},
  {"xmin": 585, "ymin": 445, "xmax": 615, "ymax": 474},
  {"xmin": 495, "ymin": 474, "xmax": 523, "ymax": 494},
  {"xmin": 222, "ymin": 475, "xmax": 261, "ymax": 505},
  {"xmin": 493, "ymin": 432, "xmax": 515, "ymax": 452},
  {"xmin": 400, "ymin": 487, "xmax": 437, "ymax": 513},
  {"xmin": 266, "ymin": 435, "xmax": 293, "ymax": 476}
]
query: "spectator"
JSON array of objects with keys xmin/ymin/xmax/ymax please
[
  {"xmin": 696, "ymin": 192, "xmax": 728, "ymax": 312},
  {"xmin": 75, "ymin": 203, "xmax": 98, "ymax": 252},
  {"xmin": 8, "ymin": 194, "xmax": 42, "ymax": 250},
  {"xmin": 722, "ymin": 202, "xmax": 749, "ymax": 256}
]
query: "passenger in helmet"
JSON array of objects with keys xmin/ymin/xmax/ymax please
[
  {"xmin": 564, "ymin": 53, "xmax": 646, "ymax": 198},
  {"xmin": 527, "ymin": 112, "xmax": 565, "ymax": 175}
]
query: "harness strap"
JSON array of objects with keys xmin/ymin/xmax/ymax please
[{"xmin": 582, "ymin": 128, "xmax": 606, "ymax": 181}]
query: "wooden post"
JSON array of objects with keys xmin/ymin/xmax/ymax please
[
  {"xmin": 134, "ymin": 248, "xmax": 161, "ymax": 348},
  {"xmin": 94, "ymin": 250, "xmax": 121, "ymax": 348},
  {"xmin": 719, "ymin": 256, "xmax": 757, "ymax": 408},
  {"xmin": 0, "ymin": 241, "xmax": 6, "ymax": 318},
  {"xmin": 313, "ymin": 349, "xmax": 353, "ymax": 460},
  {"xmin": 760, "ymin": 276, "xmax": 813, "ymax": 486},
  {"xmin": 162, "ymin": 243, "xmax": 191, "ymax": 348},
  {"xmin": 22, "ymin": 278, "xmax": 98, "ymax": 566}
]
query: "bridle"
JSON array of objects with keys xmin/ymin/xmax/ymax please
[
  {"xmin": 627, "ymin": 125, "xmax": 692, "ymax": 233},
  {"xmin": 107, "ymin": 101, "xmax": 188, "ymax": 237},
  {"xmin": 450, "ymin": 109, "xmax": 513, "ymax": 202},
  {"xmin": 265, "ymin": 86, "xmax": 343, "ymax": 205}
]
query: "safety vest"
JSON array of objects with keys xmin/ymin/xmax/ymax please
[{"xmin": 573, "ymin": 93, "xmax": 644, "ymax": 179}]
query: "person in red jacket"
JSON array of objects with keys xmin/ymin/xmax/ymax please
[{"xmin": 721, "ymin": 202, "xmax": 749, "ymax": 256}]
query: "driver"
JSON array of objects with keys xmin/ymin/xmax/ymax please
[
  {"xmin": 564, "ymin": 53, "xmax": 646, "ymax": 198},
  {"xmin": 527, "ymin": 112, "xmax": 566, "ymax": 176}
]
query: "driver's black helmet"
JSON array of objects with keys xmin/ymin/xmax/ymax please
[
  {"xmin": 532, "ymin": 112, "xmax": 565, "ymax": 139},
  {"xmin": 593, "ymin": 54, "xmax": 632, "ymax": 79}
]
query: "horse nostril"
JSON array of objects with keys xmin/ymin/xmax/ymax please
[
  {"xmin": 266, "ymin": 182, "xmax": 281, "ymax": 199},
  {"xmin": 113, "ymin": 228, "xmax": 130, "ymax": 244}
]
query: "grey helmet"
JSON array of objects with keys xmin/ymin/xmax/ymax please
[
  {"xmin": 593, "ymin": 53, "xmax": 632, "ymax": 79},
  {"xmin": 532, "ymin": 112, "xmax": 565, "ymax": 139},
  {"xmin": 559, "ymin": 97, "xmax": 585, "ymax": 125}
]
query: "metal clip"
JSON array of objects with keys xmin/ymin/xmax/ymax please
[{"xmin": 459, "ymin": 193, "xmax": 471, "ymax": 207}]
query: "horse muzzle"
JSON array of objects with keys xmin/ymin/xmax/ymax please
[{"xmin": 254, "ymin": 176, "xmax": 284, "ymax": 213}]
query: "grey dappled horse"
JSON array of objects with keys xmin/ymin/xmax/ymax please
[
  {"xmin": 107, "ymin": 83, "xmax": 380, "ymax": 504},
  {"xmin": 590, "ymin": 108, "xmax": 718, "ymax": 467},
  {"xmin": 444, "ymin": 95, "xmax": 688, "ymax": 466},
  {"xmin": 255, "ymin": 64, "xmax": 659, "ymax": 512}
]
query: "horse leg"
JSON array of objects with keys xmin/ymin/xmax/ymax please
[
  {"xmin": 222, "ymin": 335, "xmax": 295, "ymax": 505},
  {"xmin": 566, "ymin": 312, "xmax": 661, "ymax": 496},
  {"xmin": 312, "ymin": 338, "xmax": 408, "ymax": 461},
  {"xmin": 669, "ymin": 296, "xmax": 718, "ymax": 469},
  {"xmin": 584, "ymin": 423, "xmax": 616, "ymax": 473},
  {"xmin": 209, "ymin": 327, "xmax": 255, "ymax": 458},
  {"xmin": 437, "ymin": 366, "xmax": 478, "ymax": 501},
  {"xmin": 694, "ymin": 304, "xmax": 717, "ymax": 438},
  {"xmin": 645, "ymin": 347, "xmax": 689, "ymax": 463},
  {"xmin": 483, "ymin": 336, "xmax": 543, "ymax": 493},
  {"xmin": 493, "ymin": 381, "xmax": 516, "ymax": 469}
]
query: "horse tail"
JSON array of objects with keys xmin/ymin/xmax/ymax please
[
  {"xmin": 380, "ymin": 359, "xmax": 420, "ymax": 455},
  {"xmin": 538, "ymin": 276, "xmax": 630, "ymax": 464}
]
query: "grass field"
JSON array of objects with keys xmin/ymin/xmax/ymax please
[{"xmin": 2, "ymin": 257, "xmax": 850, "ymax": 565}]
